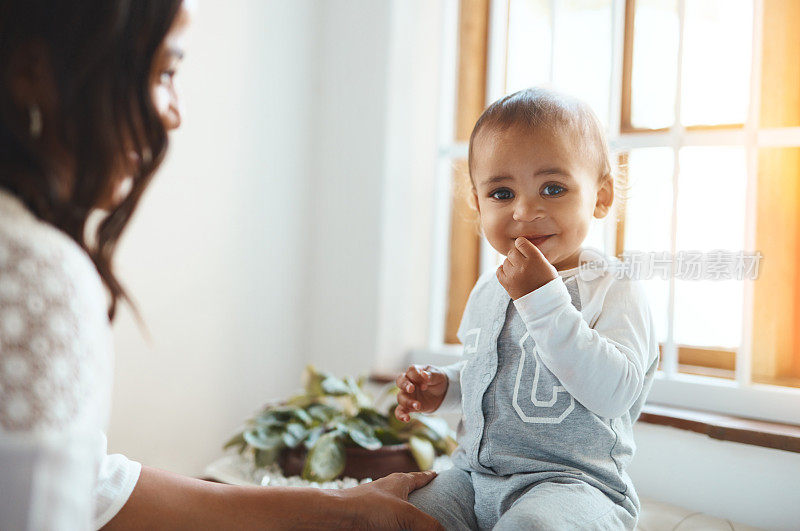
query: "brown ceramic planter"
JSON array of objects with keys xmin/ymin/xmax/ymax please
[{"xmin": 278, "ymin": 443, "xmax": 420, "ymax": 480}]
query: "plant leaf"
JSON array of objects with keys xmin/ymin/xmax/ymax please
[
  {"xmin": 321, "ymin": 375, "xmax": 351, "ymax": 396},
  {"xmin": 344, "ymin": 418, "xmax": 382, "ymax": 450},
  {"xmin": 286, "ymin": 394, "xmax": 315, "ymax": 408},
  {"xmin": 345, "ymin": 376, "xmax": 373, "ymax": 409},
  {"xmin": 291, "ymin": 408, "xmax": 314, "ymax": 426},
  {"xmin": 374, "ymin": 427, "xmax": 404, "ymax": 446},
  {"xmin": 254, "ymin": 409, "xmax": 282, "ymax": 425},
  {"xmin": 282, "ymin": 421, "xmax": 309, "ymax": 449},
  {"xmin": 304, "ymin": 426, "xmax": 325, "ymax": 449},
  {"xmin": 267, "ymin": 406, "xmax": 313, "ymax": 426},
  {"xmin": 303, "ymin": 365, "xmax": 327, "ymax": 397},
  {"xmin": 303, "ymin": 432, "xmax": 346, "ymax": 482},
  {"xmin": 243, "ymin": 426, "xmax": 283, "ymax": 451},
  {"xmin": 436, "ymin": 434, "xmax": 458, "ymax": 455},
  {"xmin": 222, "ymin": 432, "xmax": 247, "ymax": 453},
  {"xmin": 412, "ymin": 415, "xmax": 456, "ymax": 443},
  {"xmin": 254, "ymin": 446, "xmax": 281, "ymax": 468},
  {"xmin": 356, "ymin": 407, "xmax": 388, "ymax": 428},
  {"xmin": 307, "ymin": 403, "xmax": 338, "ymax": 423},
  {"xmin": 253, "ymin": 416, "xmax": 285, "ymax": 429},
  {"xmin": 408, "ymin": 435, "xmax": 435, "ymax": 471}
]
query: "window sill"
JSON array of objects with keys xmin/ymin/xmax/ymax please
[{"xmin": 639, "ymin": 404, "xmax": 800, "ymax": 454}]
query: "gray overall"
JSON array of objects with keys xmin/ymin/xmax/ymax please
[{"xmin": 410, "ymin": 273, "xmax": 654, "ymax": 530}]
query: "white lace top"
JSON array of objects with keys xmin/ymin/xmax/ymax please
[{"xmin": 0, "ymin": 188, "xmax": 141, "ymax": 529}]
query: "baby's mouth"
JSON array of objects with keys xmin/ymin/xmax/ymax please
[{"xmin": 523, "ymin": 234, "xmax": 555, "ymax": 246}]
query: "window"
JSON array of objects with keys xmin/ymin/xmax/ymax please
[{"xmin": 428, "ymin": 0, "xmax": 800, "ymax": 425}]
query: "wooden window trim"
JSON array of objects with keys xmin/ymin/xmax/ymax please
[
  {"xmin": 671, "ymin": 345, "xmax": 737, "ymax": 371},
  {"xmin": 619, "ymin": 0, "xmax": 635, "ymax": 133},
  {"xmin": 444, "ymin": 0, "xmax": 490, "ymax": 344},
  {"xmin": 639, "ymin": 404, "xmax": 800, "ymax": 453},
  {"xmin": 614, "ymin": 153, "xmax": 629, "ymax": 258},
  {"xmin": 752, "ymin": 0, "xmax": 800, "ymax": 386},
  {"xmin": 620, "ymin": 124, "xmax": 748, "ymax": 134}
]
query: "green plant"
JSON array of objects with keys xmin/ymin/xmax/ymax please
[{"xmin": 223, "ymin": 365, "xmax": 457, "ymax": 482}]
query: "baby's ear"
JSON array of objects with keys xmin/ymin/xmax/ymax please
[
  {"xmin": 593, "ymin": 175, "xmax": 614, "ymax": 219},
  {"xmin": 468, "ymin": 187, "xmax": 484, "ymax": 236},
  {"xmin": 469, "ymin": 188, "xmax": 480, "ymax": 213}
]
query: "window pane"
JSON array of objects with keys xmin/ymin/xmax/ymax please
[
  {"xmin": 506, "ymin": 0, "xmax": 552, "ymax": 93},
  {"xmin": 623, "ymin": 148, "xmax": 674, "ymax": 344},
  {"xmin": 630, "ymin": 0, "xmax": 679, "ymax": 129},
  {"xmin": 552, "ymin": 0, "xmax": 613, "ymax": 127},
  {"xmin": 673, "ymin": 147, "xmax": 747, "ymax": 348},
  {"xmin": 583, "ymin": 215, "xmax": 606, "ymax": 252},
  {"xmin": 624, "ymin": 148, "xmax": 674, "ymax": 253},
  {"xmin": 681, "ymin": 0, "xmax": 753, "ymax": 127}
]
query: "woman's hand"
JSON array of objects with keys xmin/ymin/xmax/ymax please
[
  {"xmin": 496, "ymin": 237, "xmax": 558, "ymax": 300},
  {"xmin": 335, "ymin": 471, "xmax": 444, "ymax": 530},
  {"xmin": 395, "ymin": 365, "xmax": 449, "ymax": 422}
]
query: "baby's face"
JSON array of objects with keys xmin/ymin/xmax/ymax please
[{"xmin": 471, "ymin": 124, "xmax": 613, "ymax": 271}]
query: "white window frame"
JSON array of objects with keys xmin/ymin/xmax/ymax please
[{"xmin": 416, "ymin": 0, "xmax": 800, "ymax": 426}]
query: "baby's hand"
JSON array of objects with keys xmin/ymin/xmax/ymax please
[
  {"xmin": 497, "ymin": 237, "xmax": 559, "ymax": 300},
  {"xmin": 394, "ymin": 365, "xmax": 449, "ymax": 422}
]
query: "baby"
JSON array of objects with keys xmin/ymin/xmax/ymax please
[{"xmin": 396, "ymin": 87, "xmax": 659, "ymax": 530}]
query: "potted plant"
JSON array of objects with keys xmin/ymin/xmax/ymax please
[{"xmin": 222, "ymin": 365, "xmax": 457, "ymax": 482}]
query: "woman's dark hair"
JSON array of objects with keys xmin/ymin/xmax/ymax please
[{"xmin": 0, "ymin": 0, "xmax": 182, "ymax": 320}]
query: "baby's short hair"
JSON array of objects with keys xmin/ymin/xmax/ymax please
[{"xmin": 467, "ymin": 87, "xmax": 612, "ymax": 187}]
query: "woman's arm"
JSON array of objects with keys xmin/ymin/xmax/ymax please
[{"xmin": 104, "ymin": 465, "xmax": 443, "ymax": 530}]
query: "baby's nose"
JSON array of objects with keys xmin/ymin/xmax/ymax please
[{"xmin": 512, "ymin": 197, "xmax": 545, "ymax": 222}]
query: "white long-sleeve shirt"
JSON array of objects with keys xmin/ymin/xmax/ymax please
[
  {"xmin": 0, "ymin": 188, "xmax": 140, "ymax": 529},
  {"xmin": 440, "ymin": 262, "xmax": 660, "ymax": 514},
  {"xmin": 441, "ymin": 263, "xmax": 659, "ymax": 419}
]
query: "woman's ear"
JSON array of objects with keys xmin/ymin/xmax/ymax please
[{"xmin": 593, "ymin": 175, "xmax": 614, "ymax": 219}]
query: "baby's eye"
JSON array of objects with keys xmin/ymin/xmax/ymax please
[
  {"xmin": 541, "ymin": 184, "xmax": 565, "ymax": 197},
  {"xmin": 490, "ymin": 188, "xmax": 514, "ymax": 200}
]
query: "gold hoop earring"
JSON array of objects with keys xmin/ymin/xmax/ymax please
[{"xmin": 29, "ymin": 104, "xmax": 42, "ymax": 139}]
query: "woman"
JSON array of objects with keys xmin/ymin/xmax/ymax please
[{"xmin": 0, "ymin": 1, "xmax": 442, "ymax": 529}]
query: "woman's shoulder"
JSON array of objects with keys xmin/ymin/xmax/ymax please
[
  {"xmin": 0, "ymin": 189, "xmax": 105, "ymax": 302},
  {"xmin": 0, "ymin": 190, "xmax": 111, "ymax": 434}
]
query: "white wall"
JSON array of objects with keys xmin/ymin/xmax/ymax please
[
  {"xmin": 301, "ymin": 0, "xmax": 391, "ymax": 377},
  {"xmin": 110, "ymin": 0, "xmax": 319, "ymax": 475},
  {"xmin": 374, "ymin": 1, "xmax": 444, "ymax": 372},
  {"xmin": 299, "ymin": 0, "xmax": 444, "ymax": 376},
  {"xmin": 630, "ymin": 423, "xmax": 800, "ymax": 530}
]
